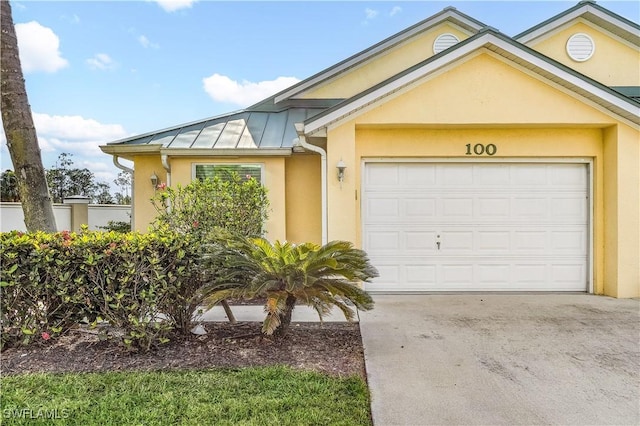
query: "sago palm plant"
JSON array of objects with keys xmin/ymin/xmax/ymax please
[{"xmin": 205, "ymin": 236, "xmax": 378, "ymax": 337}]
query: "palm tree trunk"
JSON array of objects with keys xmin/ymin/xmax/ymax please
[
  {"xmin": 220, "ymin": 299, "xmax": 236, "ymax": 324},
  {"xmin": 273, "ymin": 294, "xmax": 296, "ymax": 338},
  {"xmin": 1, "ymin": 0, "xmax": 57, "ymax": 233}
]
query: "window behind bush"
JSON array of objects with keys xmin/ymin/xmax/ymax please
[{"xmin": 194, "ymin": 164, "xmax": 262, "ymax": 183}]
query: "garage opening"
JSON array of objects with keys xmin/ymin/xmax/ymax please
[{"xmin": 362, "ymin": 162, "xmax": 589, "ymax": 292}]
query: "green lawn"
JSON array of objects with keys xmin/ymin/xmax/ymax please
[{"xmin": 1, "ymin": 366, "xmax": 371, "ymax": 425}]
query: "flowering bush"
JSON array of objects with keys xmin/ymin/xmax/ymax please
[
  {"xmin": 0, "ymin": 229, "xmax": 203, "ymax": 351},
  {"xmin": 151, "ymin": 173, "xmax": 269, "ymax": 239}
]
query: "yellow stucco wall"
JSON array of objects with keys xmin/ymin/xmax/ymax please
[
  {"xmin": 324, "ymin": 51, "xmax": 639, "ymax": 297},
  {"xmin": 132, "ymin": 155, "xmax": 167, "ymax": 232},
  {"xmin": 168, "ymin": 156, "xmax": 287, "ymax": 242},
  {"xmin": 284, "ymin": 155, "xmax": 322, "ymax": 244},
  {"xmin": 129, "ymin": 155, "xmax": 288, "ymax": 239},
  {"xmin": 528, "ymin": 21, "xmax": 640, "ymax": 87},
  {"xmin": 301, "ymin": 23, "xmax": 471, "ymax": 100}
]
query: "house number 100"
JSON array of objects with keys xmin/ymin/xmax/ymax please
[{"xmin": 465, "ymin": 143, "xmax": 497, "ymax": 156}]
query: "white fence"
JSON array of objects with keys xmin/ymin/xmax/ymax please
[{"xmin": 0, "ymin": 202, "xmax": 131, "ymax": 232}]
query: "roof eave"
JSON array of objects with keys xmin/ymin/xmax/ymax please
[{"xmin": 100, "ymin": 144, "xmax": 162, "ymax": 155}]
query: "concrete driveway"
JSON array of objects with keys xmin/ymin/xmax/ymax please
[{"xmin": 359, "ymin": 294, "xmax": 640, "ymax": 425}]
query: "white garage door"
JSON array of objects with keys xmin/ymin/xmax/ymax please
[{"xmin": 363, "ymin": 162, "xmax": 589, "ymax": 292}]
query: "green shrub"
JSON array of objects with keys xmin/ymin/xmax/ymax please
[
  {"xmin": 0, "ymin": 229, "xmax": 203, "ymax": 351},
  {"xmin": 150, "ymin": 173, "xmax": 270, "ymax": 324},
  {"xmin": 0, "ymin": 230, "xmax": 96, "ymax": 349},
  {"xmin": 151, "ymin": 173, "xmax": 269, "ymax": 239},
  {"xmin": 98, "ymin": 220, "xmax": 131, "ymax": 233}
]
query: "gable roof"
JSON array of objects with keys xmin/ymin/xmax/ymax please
[
  {"xmin": 515, "ymin": 0, "xmax": 640, "ymax": 46},
  {"xmin": 270, "ymin": 7, "xmax": 487, "ymax": 104},
  {"xmin": 302, "ymin": 27, "xmax": 640, "ymax": 136}
]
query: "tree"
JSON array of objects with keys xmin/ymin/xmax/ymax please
[
  {"xmin": 205, "ymin": 237, "xmax": 377, "ymax": 338},
  {"xmin": 1, "ymin": 0, "xmax": 56, "ymax": 232},
  {"xmin": 0, "ymin": 169, "xmax": 19, "ymax": 201},
  {"xmin": 94, "ymin": 182, "xmax": 115, "ymax": 204},
  {"xmin": 114, "ymin": 171, "xmax": 131, "ymax": 205},
  {"xmin": 46, "ymin": 153, "xmax": 98, "ymax": 203}
]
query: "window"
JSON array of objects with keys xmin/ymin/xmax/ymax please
[{"xmin": 194, "ymin": 164, "xmax": 263, "ymax": 183}]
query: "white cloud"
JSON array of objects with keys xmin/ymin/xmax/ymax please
[
  {"xmin": 32, "ymin": 113, "xmax": 128, "ymax": 158},
  {"xmin": 1, "ymin": 113, "xmax": 129, "ymax": 186},
  {"xmin": 86, "ymin": 53, "xmax": 116, "ymax": 70},
  {"xmin": 390, "ymin": 6, "xmax": 402, "ymax": 17},
  {"xmin": 150, "ymin": 0, "xmax": 197, "ymax": 12},
  {"xmin": 138, "ymin": 35, "xmax": 159, "ymax": 49},
  {"xmin": 365, "ymin": 8, "xmax": 379, "ymax": 20},
  {"xmin": 15, "ymin": 21, "xmax": 68, "ymax": 73},
  {"xmin": 202, "ymin": 74, "xmax": 300, "ymax": 107}
]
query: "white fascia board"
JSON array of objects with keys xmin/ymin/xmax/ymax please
[
  {"xmin": 516, "ymin": 5, "xmax": 637, "ymax": 44},
  {"xmin": 99, "ymin": 144, "xmax": 161, "ymax": 155},
  {"xmin": 274, "ymin": 11, "xmax": 483, "ymax": 103},
  {"xmin": 304, "ymin": 33, "xmax": 639, "ymax": 135}
]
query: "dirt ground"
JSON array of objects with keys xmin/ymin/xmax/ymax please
[{"xmin": 1, "ymin": 321, "xmax": 366, "ymax": 379}]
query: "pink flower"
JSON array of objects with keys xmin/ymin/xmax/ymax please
[
  {"xmin": 193, "ymin": 220, "xmax": 199, "ymax": 228},
  {"xmin": 157, "ymin": 182, "xmax": 167, "ymax": 190},
  {"xmin": 41, "ymin": 332, "xmax": 51, "ymax": 341}
]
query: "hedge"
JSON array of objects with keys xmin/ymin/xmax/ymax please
[{"xmin": 0, "ymin": 228, "xmax": 204, "ymax": 351}]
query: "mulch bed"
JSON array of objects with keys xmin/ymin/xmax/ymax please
[{"xmin": 1, "ymin": 322, "xmax": 366, "ymax": 379}]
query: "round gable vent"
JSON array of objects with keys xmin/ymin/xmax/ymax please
[
  {"xmin": 566, "ymin": 33, "xmax": 595, "ymax": 62},
  {"xmin": 433, "ymin": 33, "xmax": 460, "ymax": 54}
]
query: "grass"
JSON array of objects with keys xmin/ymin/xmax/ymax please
[{"xmin": 1, "ymin": 366, "xmax": 371, "ymax": 425}]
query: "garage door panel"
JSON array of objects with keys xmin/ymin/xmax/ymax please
[
  {"xmin": 477, "ymin": 231, "xmax": 511, "ymax": 251},
  {"xmin": 512, "ymin": 165, "xmax": 549, "ymax": 185},
  {"xmin": 478, "ymin": 197, "xmax": 510, "ymax": 217},
  {"xmin": 551, "ymin": 196, "xmax": 587, "ymax": 219},
  {"xmin": 551, "ymin": 231, "xmax": 587, "ymax": 252},
  {"xmin": 367, "ymin": 231, "xmax": 400, "ymax": 251},
  {"xmin": 405, "ymin": 198, "xmax": 437, "ymax": 218},
  {"xmin": 475, "ymin": 164, "xmax": 510, "ymax": 185},
  {"xmin": 441, "ymin": 264, "xmax": 474, "ymax": 284},
  {"xmin": 404, "ymin": 164, "xmax": 436, "ymax": 185},
  {"xmin": 406, "ymin": 232, "xmax": 437, "ymax": 251},
  {"xmin": 363, "ymin": 162, "xmax": 589, "ymax": 292},
  {"xmin": 550, "ymin": 164, "xmax": 588, "ymax": 185},
  {"xmin": 477, "ymin": 264, "xmax": 511, "ymax": 284},
  {"xmin": 365, "ymin": 164, "xmax": 400, "ymax": 186},
  {"xmin": 442, "ymin": 198, "xmax": 474, "ymax": 216},
  {"xmin": 441, "ymin": 165, "xmax": 474, "ymax": 186},
  {"xmin": 367, "ymin": 198, "xmax": 400, "ymax": 217},
  {"xmin": 406, "ymin": 265, "xmax": 437, "ymax": 284},
  {"xmin": 514, "ymin": 231, "xmax": 548, "ymax": 251}
]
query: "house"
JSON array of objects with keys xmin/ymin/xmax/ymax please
[{"xmin": 100, "ymin": 1, "xmax": 640, "ymax": 298}]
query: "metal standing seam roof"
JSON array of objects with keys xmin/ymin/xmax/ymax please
[{"xmin": 107, "ymin": 107, "xmax": 329, "ymax": 149}]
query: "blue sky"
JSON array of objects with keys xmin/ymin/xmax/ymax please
[{"xmin": 1, "ymin": 0, "xmax": 638, "ymax": 189}]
